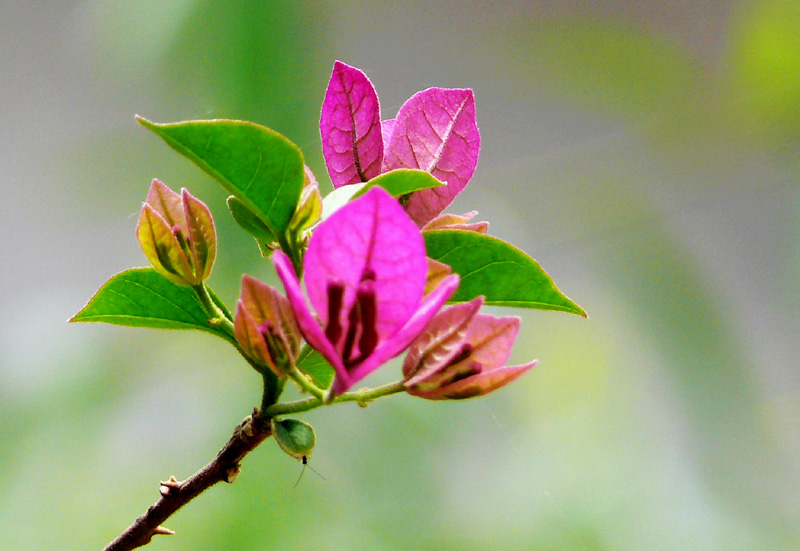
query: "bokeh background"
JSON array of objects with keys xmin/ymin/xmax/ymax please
[{"xmin": 2, "ymin": 1, "xmax": 799, "ymax": 549}]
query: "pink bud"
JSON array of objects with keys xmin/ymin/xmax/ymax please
[
  {"xmin": 422, "ymin": 211, "xmax": 489, "ymax": 234},
  {"xmin": 403, "ymin": 298, "xmax": 535, "ymax": 400},
  {"xmin": 234, "ymin": 275, "xmax": 300, "ymax": 376}
]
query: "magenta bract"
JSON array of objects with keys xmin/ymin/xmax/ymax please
[
  {"xmin": 273, "ymin": 186, "xmax": 460, "ymax": 397},
  {"xmin": 320, "ymin": 61, "xmax": 383, "ymax": 188},
  {"xmin": 383, "ymin": 88, "xmax": 481, "ymax": 226},
  {"xmin": 403, "ymin": 297, "xmax": 535, "ymax": 400},
  {"xmin": 319, "ymin": 62, "xmax": 481, "ymax": 227}
]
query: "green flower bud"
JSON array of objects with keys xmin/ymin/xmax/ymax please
[
  {"xmin": 288, "ymin": 166, "xmax": 322, "ymax": 234},
  {"xmin": 136, "ymin": 179, "xmax": 216, "ymax": 286}
]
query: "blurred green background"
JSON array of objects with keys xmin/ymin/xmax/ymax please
[{"xmin": 2, "ymin": 1, "xmax": 799, "ymax": 549}]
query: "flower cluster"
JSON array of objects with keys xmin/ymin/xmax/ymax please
[{"xmin": 134, "ymin": 61, "xmax": 537, "ymax": 403}]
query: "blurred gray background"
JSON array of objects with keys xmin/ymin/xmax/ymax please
[{"xmin": 2, "ymin": 1, "xmax": 798, "ymax": 549}]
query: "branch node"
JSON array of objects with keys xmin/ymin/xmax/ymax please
[{"xmin": 240, "ymin": 415, "xmax": 255, "ymax": 438}]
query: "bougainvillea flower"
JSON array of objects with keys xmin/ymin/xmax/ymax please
[
  {"xmin": 320, "ymin": 62, "xmax": 481, "ymax": 227},
  {"xmin": 403, "ymin": 297, "xmax": 536, "ymax": 400},
  {"xmin": 320, "ymin": 61, "xmax": 383, "ymax": 188},
  {"xmin": 422, "ymin": 211, "xmax": 489, "ymax": 234},
  {"xmin": 273, "ymin": 186, "xmax": 460, "ymax": 397},
  {"xmin": 234, "ymin": 275, "xmax": 300, "ymax": 377},
  {"xmin": 136, "ymin": 179, "xmax": 216, "ymax": 286}
]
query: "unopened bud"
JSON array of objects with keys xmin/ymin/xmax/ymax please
[
  {"xmin": 288, "ymin": 166, "xmax": 323, "ymax": 234},
  {"xmin": 136, "ymin": 179, "xmax": 216, "ymax": 286},
  {"xmin": 271, "ymin": 417, "xmax": 316, "ymax": 461},
  {"xmin": 234, "ymin": 275, "xmax": 300, "ymax": 376}
]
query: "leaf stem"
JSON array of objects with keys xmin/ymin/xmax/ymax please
[
  {"xmin": 192, "ymin": 283, "xmax": 236, "ymax": 340},
  {"xmin": 287, "ymin": 365, "xmax": 326, "ymax": 401}
]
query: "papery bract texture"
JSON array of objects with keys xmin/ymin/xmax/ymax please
[
  {"xmin": 273, "ymin": 186, "xmax": 459, "ymax": 397},
  {"xmin": 383, "ymin": 88, "xmax": 480, "ymax": 226},
  {"xmin": 381, "ymin": 118, "xmax": 395, "ymax": 151},
  {"xmin": 403, "ymin": 298, "xmax": 535, "ymax": 400},
  {"xmin": 234, "ymin": 275, "xmax": 300, "ymax": 376},
  {"xmin": 321, "ymin": 61, "xmax": 383, "ymax": 188}
]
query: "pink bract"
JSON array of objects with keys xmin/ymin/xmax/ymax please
[
  {"xmin": 320, "ymin": 61, "xmax": 383, "ymax": 188},
  {"xmin": 319, "ymin": 62, "xmax": 481, "ymax": 227},
  {"xmin": 383, "ymin": 88, "xmax": 480, "ymax": 226},
  {"xmin": 273, "ymin": 186, "xmax": 459, "ymax": 397},
  {"xmin": 403, "ymin": 298, "xmax": 536, "ymax": 400}
]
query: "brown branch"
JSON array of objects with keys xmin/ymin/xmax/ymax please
[{"xmin": 102, "ymin": 409, "xmax": 272, "ymax": 551}]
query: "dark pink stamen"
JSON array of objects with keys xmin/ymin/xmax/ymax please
[
  {"xmin": 342, "ymin": 296, "xmax": 361, "ymax": 364},
  {"xmin": 448, "ymin": 343, "xmax": 473, "ymax": 366},
  {"xmin": 355, "ymin": 281, "xmax": 378, "ymax": 360},
  {"xmin": 325, "ymin": 282, "xmax": 346, "ymax": 345},
  {"xmin": 340, "ymin": 268, "xmax": 379, "ymax": 367},
  {"xmin": 440, "ymin": 343, "xmax": 481, "ymax": 385}
]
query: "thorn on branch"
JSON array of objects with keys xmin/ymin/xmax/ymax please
[
  {"xmin": 153, "ymin": 526, "xmax": 175, "ymax": 536},
  {"xmin": 159, "ymin": 475, "xmax": 182, "ymax": 497},
  {"xmin": 225, "ymin": 464, "xmax": 241, "ymax": 483}
]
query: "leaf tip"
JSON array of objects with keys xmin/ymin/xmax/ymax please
[
  {"xmin": 68, "ymin": 305, "xmax": 89, "ymax": 323},
  {"xmin": 135, "ymin": 115, "xmax": 159, "ymax": 132},
  {"xmin": 565, "ymin": 300, "xmax": 588, "ymax": 318}
]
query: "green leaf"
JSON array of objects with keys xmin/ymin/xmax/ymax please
[
  {"xmin": 137, "ymin": 117, "xmax": 305, "ymax": 249},
  {"xmin": 70, "ymin": 268, "xmax": 235, "ymax": 342},
  {"xmin": 227, "ymin": 195, "xmax": 276, "ymax": 257},
  {"xmin": 424, "ymin": 230, "xmax": 586, "ymax": 316},
  {"xmin": 296, "ymin": 347, "xmax": 335, "ymax": 390},
  {"xmin": 271, "ymin": 418, "xmax": 316, "ymax": 459},
  {"xmin": 352, "ymin": 169, "xmax": 443, "ymax": 198},
  {"xmin": 321, "ymin": 169, "xmax": 443, "ymax": 220}
]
